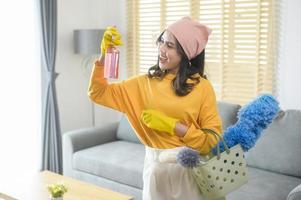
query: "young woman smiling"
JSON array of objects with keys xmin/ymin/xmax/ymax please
[{"xmin": 88, "ymin": 16, "xmax": 224, "ymax": 200}]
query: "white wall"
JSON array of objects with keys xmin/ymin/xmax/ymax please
[
  {"xmin": 278, "ymin": 0, "xmax": 301, "ymax": 110},
  {"xmin": 57, "ymin": 0, "xmax": 126, "ymax": 133},
  {"xmin": 57, "ymin": 0, "xmax": 301, "ymax": 133}
]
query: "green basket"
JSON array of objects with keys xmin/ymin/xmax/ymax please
[{"xmin": 191, "ymin": 129, "xmax": 248, "ymax": 200}]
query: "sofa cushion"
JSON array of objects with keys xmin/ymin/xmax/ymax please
[
  {"xmin": 73, "ymin": 141, "xmax": 145, "ymax": 189},
  {"xmin": 116, "ymin": 115, "xmax": 141, "ymax": 143},
  {"xmin": 228, "ymin": 167, "xmax": 301, "ymax": 200},
  {"xmin": 246, "ymin": 110, "xmax": 301, "ymax": 178},
  {"xmin": 217, "ymin": 101, "xmax": 241, "ymax": 131}
]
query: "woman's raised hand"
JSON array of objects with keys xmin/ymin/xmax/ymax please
[{"xmin": 100, "ymin": 26, "xmax": 123, "ymax": 56}]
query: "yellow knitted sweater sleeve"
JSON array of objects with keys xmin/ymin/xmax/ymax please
[
  {"xmin": 87, "ymin": 60, "xmax": 142, "ymax": 115},
  {"xmin": 181, "ymin": 80, "xmax": 223, "ymax": 155}
]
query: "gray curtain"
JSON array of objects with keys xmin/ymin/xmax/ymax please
[{"xmin": 38, "ymin": 0, "xmax": 62, "ymax": 174}]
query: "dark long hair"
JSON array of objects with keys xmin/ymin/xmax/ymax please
[{"xmin": 148, "ymin": 31, "xmax": 206, "ymax": 96}]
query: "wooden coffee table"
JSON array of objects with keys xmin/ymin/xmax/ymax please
[{"xmin": 0, "ymin": 171, "xmax": 133, "ymax": 200}]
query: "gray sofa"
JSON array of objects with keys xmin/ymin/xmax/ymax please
[{"xmin": 63, "ymin": 102, "xmax": 301, "ymax": 200}]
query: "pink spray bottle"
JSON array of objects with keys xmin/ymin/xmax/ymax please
[
  {"xmin": 104, "ymin": 45, "xmax": 120, "ymax": 79},
  {"xmin": 103, "ymin": 26, "xmax": 122, "ymax": 79}
]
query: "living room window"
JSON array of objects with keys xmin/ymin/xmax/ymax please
[
  {"xmin": 0, "ymin": 1, "xmax": 41, "ymax": 182},
  {"xmin": 126, "ymin": 0, "xmax": 278, "ymax": 105}
]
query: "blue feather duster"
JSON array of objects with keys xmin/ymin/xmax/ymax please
[
  {"xmin": 177, "ymin": 94, "xmax": 280, "ymax": 168},
  {"xmin": 213, "ymin": 94, "xmax": 279, "ymax": 153},
  {"xmin": 238, "ymin": 94, "xmax": 280, "ymax": 129}
]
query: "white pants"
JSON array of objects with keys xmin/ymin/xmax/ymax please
[{"xmin": 142, "ymin": 146, "xmax": 225, "ymax": 200}]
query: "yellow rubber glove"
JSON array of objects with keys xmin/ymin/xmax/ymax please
[
  {"xmin": 140, "ymin": 109, "xmax": 179, "ymax": 135},
  {"xmin": 100, "ymin": 26, "xmax": 123, "ymax": 55}
]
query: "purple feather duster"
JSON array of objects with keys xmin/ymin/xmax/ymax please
[{"xmin": 176, "ymin": 147, "xmax": 200, "ymax": 168}]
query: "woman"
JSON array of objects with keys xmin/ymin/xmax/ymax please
[{"xmin": 88, "ymin": 16, "xmax": 224, "ymax": 200}]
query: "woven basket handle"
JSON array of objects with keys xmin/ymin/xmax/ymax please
[{"xmin": 201, "ymin": 128, "xmax": 230, "ymax": 160}]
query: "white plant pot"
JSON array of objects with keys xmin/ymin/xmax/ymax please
[{"xmin": 50, "ymin": 197, "xmax": 63, "ymax": 200}]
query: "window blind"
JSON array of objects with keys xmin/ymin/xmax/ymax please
[{"xmin": 127, "ymin": 0, "xmax": 277, "ymax": 105}]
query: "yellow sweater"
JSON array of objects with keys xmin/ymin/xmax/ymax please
[{"xmin": 88, "ymin": 60, "xmax": 222, "ymax": 155}]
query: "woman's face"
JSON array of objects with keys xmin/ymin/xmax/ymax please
[{"xmin": 157, "ymin": 31, "xmax": 182, "ymax": 74}]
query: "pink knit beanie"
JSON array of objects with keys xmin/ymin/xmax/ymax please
[{"xmin": 166, "ymin": 16, "xmax": 212, "ymax": 60}]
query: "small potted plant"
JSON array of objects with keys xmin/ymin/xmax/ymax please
[{"xmin": 47, "ymin": 182, "xmax": 68, "ymax": 200}]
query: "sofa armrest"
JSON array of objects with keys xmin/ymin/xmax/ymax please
[
  {"xmin": 287, "ymin": 184, "xmax": 301, "ymax": 200},
  {"xmin": 63, "ymin": 122, "xmax": 119, "ymax": 176}
]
